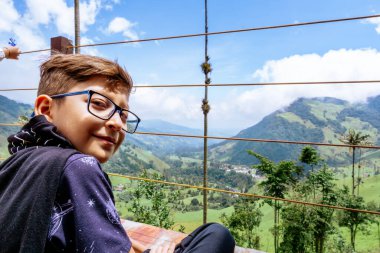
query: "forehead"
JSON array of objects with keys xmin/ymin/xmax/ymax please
[{"xmin": 69, "ymin": 76, "xmax": 130, "ymax": 108}]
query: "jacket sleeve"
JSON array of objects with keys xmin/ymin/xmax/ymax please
[{"xmin": 47, "ymin": 154, "xmax": 132, "ymax": 253}]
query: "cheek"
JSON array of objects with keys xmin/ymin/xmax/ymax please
[{"xmin": 115, "ymin": 133, "xmax": 125, "ymax": 151}]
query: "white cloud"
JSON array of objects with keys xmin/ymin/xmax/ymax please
[
  {"xmin": 211, "ymin": 48, "xmax": 380, "ymax": 129},
  {"xmin": 129, "ymin": 87, "xmax": 201, "ymax": 127},
  {"xmin": 0, "ymin": 54, "xmax": 41, "ymax": 105},
  {"xmin": 104, "ymin": 4, "xmax": 113, "ymax": 11},
  {"xmin": 13, "ymin": 24, "xmax": 47, "ymax": 51},
  {"xmin": 80, "ymin": 0, "xmax": 101, "ymax": 32},
  {"xmin": 0, "ymin": 0, "xmax": 20, "ymax": 32},
  {"xmin": 107, "ymin": 17, "xmax": 139, "ymax": 41},
  {"xmin": 80, "ymin": 36, "xmax": 101, "ymax": 56},
  {"xmin": 24, "ymin": 0, "xmax": 101, "ymax": 36},
  {"xmin": 365, "ymin": 17, "xmax": 380, "ymax": 34},
  {"xmin": 0, "ymin": 0, "xmax": 47, "ymax": 51},
  {"xmin": 0, "ymin": 0, "xmax": 102, "ymax": 52}
]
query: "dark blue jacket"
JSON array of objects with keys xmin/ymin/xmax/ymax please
[{"xmin": 0, "ymin": 115, "xmax": 131, "ymax": 253}]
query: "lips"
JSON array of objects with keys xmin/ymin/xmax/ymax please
[{"xmin": 95, "ymin": 135, "xmax": 116, "ymax": 144}]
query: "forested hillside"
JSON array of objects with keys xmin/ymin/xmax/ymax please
[{"xmin": 209, "ymin": 96, "xmax": 380, "ymax": 166}]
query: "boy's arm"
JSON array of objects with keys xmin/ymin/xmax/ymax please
[{"xmin": 49, "ymin": 154, "xmax": 132, "ymax": 252}]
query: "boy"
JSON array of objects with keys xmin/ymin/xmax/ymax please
[{"xmin": 0, "ymin": 54, "xmax": 235, "ymax": 253}]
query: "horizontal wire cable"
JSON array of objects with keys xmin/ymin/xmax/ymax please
[
  {"xmin": 20, "ymin": 48, "xmax": 51, "ymax": 55},
  {"xmin": 0, "ymin": 122, "xmax": 377, "ymax": 150},
  {"xmin": 135, "ymin": 131, "xmax": 379, "ymax": 149},
  {"xmin": 134, "ymin": 80, "xmax": 380, "ymax": 88},
  {"xmin": 0, "ymin": 88, "xmax": 37, "ymax": 92},
  {"xmin": 107, "ymin": 173, "xmax": 380, "ymax": 215},
  {"xmin": 1, "ymin": 80, "xmax": 380, "ymax": 92},
  {"xmin": 69, "ymin": 14, "xmax": 380, "ymax": 49},
  {"xmin": 19, "ymin": 14, "xmax": 380, "ymax": 54}
]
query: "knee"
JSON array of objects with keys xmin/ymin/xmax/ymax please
[{"xmin": 207, "ymin": 223, "xmax": 235, "ymax": 249}]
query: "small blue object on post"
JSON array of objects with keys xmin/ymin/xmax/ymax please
[{"xmin": 8, "ymin": 38, "xmax": 16, "ymax": 47}]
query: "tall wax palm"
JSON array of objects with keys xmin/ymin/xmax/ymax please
[{"xmin": 339, "ymin": 129, "xmax": 372, "ymax": 195}]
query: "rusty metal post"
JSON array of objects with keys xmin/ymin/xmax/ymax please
[
  {"xmin": 202, "ymin": 0, "xmax": 210, "ymax": 224},
  {"xmin": 50, "ymin": 36, "xmax": 73, "ymax": 55},
  {"xmin": 74, "ymin": 0, "xmax": 80, "ymax": 54}
]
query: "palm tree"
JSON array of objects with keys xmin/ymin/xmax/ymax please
[{"xmin": 339, "ymin": 129, "xmax": 372, "ymax": 195}]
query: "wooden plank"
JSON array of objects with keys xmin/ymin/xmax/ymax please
[{"xmin": 121, "ymin": 219, "xmax": 265, "ymax": 253}]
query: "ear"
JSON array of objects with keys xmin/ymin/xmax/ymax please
[{"xmin": 34, "ymin": 95, "xmax": 54, "ymax": 122}]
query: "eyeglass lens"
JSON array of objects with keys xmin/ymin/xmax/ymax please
[{"xmin": 88, "ymin": 92, "xmax": 138, "ymax": 133}]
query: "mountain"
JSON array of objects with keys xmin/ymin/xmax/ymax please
[
  {"xmin": 1, "ymin": 94, "xmax": 379, "ymax": 170},
  {"xmin": 209, "ymin": 96, "xmax": 380, "ymax": 166},
  {"xmin": 128, "ymin": 119, "xmax": 225, "ymax": 156},
  {"xmin": 0, "ymin": 95, "xmax": 32, "ymax": 156},
  {"xmin": 0, "ymin": 95, "xmax": 218, "ymax": 173}
]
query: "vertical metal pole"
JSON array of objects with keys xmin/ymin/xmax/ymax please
[
  {"xmin": 74, "ymin": 0, "xmax": 80, "ymax": 54},
  {"xmin": 202, "ymin": 0, "xmax": 209, "ymax": 225}
]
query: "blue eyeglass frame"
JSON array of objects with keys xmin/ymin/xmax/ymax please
[{"xmin": 49, "ymin": 90, "xmax": 141, "ymax": 134}]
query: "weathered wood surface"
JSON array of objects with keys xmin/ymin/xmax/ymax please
[{"xmin": 121, "ymin": 219, "xmax": 266, "ymax": 253}]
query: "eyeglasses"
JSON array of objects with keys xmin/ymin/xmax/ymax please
[{"xmin": 50, "ymin": 90, "xmax": 141, "ymax": 134}]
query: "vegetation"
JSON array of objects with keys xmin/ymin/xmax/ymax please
[
  {"xmin": 221, "ymin": 197, "xmax": 263, "ymax": 249},
  {"xmin": 338, "ymin": 187, "xmax": 373, "ymax": 251},
  {"xmin": 1, "ymin": 94, "xmax": 380, "ymax": 252},
  {"xmin": 209, "ymin": 96, "xmax": 380, "ymax": 166},
  {"xmin": 339, "ymin": 129, "xmax": 372, "ymax": 195},
  {"xmin": 280, "ymin": 164, "xmax": 339, "ymax": 253},
  {"xmin": 248, "ymin": 150, "xmax": 302, "ymax": 253},
  {"xmin": 127, "ymin": 170, "xmax": 182, "ymax": 229}
]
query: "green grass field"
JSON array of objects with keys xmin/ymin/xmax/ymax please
[{"xmin": 110, "ymin": 170, "xmax": 380, "ymax": 253}]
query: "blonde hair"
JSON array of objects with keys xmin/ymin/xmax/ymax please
[{"xmin": 38, "ymin": 54, "xmax": 133, "ymax": 96}]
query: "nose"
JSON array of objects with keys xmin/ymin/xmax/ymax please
[{"xmin": 105, "ymin": 111, "xmax": 124, "ymax": 132}]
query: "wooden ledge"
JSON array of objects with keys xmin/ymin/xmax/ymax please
[{"xmin": 121, "ymin": 219, "xmax": 266, "ymax": 253}]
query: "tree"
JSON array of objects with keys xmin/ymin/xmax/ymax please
[
  {"xmin": 128, "ymin": 170, "xmax": 180, "ymax": 229},
  {"xmin": 308, "ymin": 165, "xmax": 339, "ymax": 253},
  {"xmin": 337, "ymin": 186, "xmax": 372, "ymax": 251},
  {"xmin": 339, "ymin": 129, "xmax": 372, "ymax": 195},
  {"xmin": 190, "ymin": 198, "xmax": 199, "ymax": 206},
  {"xmin": 248, "ymin": 150, "xmax": 302, "ymax": 253},
  {"xmin": 279, "ymin": 202, "xmax": 314, "ymax": 253},
  {"xmin": 299, "ymin": 146, "xmax": 321, "ymax": 199},
  {"xmin": 367, "ymin": 201, "xmax": 380, "ymax": 249},
  {"xmin": 299, "ymin": 146, "xmax": 320, "ymax": 173},
  {"xmin": 221, "ymin": 197, "xmax": 263, "ymax": 249},
  {"xmin": 280, "ymin": 165, "xmax": 339, "ymax": 253}
]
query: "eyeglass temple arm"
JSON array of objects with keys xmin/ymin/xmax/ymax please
[{"xmin": 50, "ymin": 90, "xmax": 90, "ymax": 98}]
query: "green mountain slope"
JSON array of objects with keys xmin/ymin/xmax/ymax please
[
  {"xmin": 209, "ymin": 96, "xmax": 380, "ymax": 166},
  {"xmin": 0, "ymin": 95, "xmax": 32, "ymax": 157}
]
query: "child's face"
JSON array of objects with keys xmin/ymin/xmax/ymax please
[{"xmin": 48, "ymin": 76, "xmax": 129, "ymax": 163}]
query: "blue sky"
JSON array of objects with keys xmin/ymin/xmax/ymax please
[{"xmin": 1, "ymin": 0, "xmax": 380, "ymax": 133}]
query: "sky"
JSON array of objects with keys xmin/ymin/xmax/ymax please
[{"xmin": 1, "ymin": 0, "xmax": 380, "ymax": 134}]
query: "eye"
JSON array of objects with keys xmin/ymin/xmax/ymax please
[
  {"xmin": 90, "ymin": 98, "xmax": 109, "ymax": 109},
  {"xmin": 120, "ymin": 111, "xmax": 128, "ymax": 122}
]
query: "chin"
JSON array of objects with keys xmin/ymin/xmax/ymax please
[
  {"xmin": 96, "ymin": 156, "xmax": 110, "ymax": 164},
  {"xmin": 88, "ymin": 151, "xmax": 110, "ymax": 163}
]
